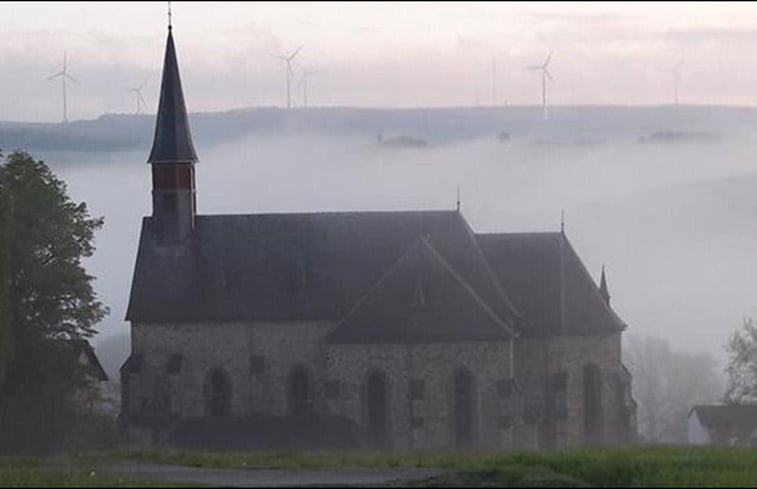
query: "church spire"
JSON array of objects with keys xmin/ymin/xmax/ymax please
[
  {"xmin": 599, "ymin": 265, "xmax": 610, "ymax": 306},
  {"xmin": 148, "ymin": 22, "xmax": 197, "ymax": 164},
  {"xmin": 148, "ymin": 19, "xmax": 197, "ymax": 246}
]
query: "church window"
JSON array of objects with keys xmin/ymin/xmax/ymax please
[
  {"xmin": 287, "ymin": 365, "xmax": 311, "ymax": 416},
  {"xmin": 166, "ymin": 353, "xmax": 183, "ymax": 375},
  {"xmin": 452, "ymin": 368, "xmax": 476, "ymax": 449},
  {"xmin": 410, "ymin": 379, "xmax": 425, "ymax": 400},
  {"xmin": 249, "ymin": 355, "xmax": 265, "ymax": 374},
  {"xmin": 205, "ymin": 368, "xmax": 232, "ymax": 417},
  {"xmin": 551, "ymin": 372, "xmax": 568, "ymax": 391},
  {"xmin": 162, "ymin": 193, "xmax": 178, "ymax": 214},
  {"xmin": 583, "ymin": 363, "xmax": 603, "ymax": 443},
  {"xmin": 497, "ymin": 379, "xmax": 513, "ymax": 399},
  {"xmin": 325, "ymin": 380, "xmax": 340, "ymax": 399},
  {"xmin": 498, "ymin": 416, "xmax": 512, "ymax": 429},
  {"xmin": 365, "ymin": 371, "xmax": 389, "ymax": 448}
]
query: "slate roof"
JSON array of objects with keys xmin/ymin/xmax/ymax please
[
  {"xmin": 126, "ymin": 210, "xmax": 519, "ymax": 332},
  {"xmin": 147, "ymin": 26, "xmax": 198, "ymax": 164},
  {"xmin": 127, "ymin": 210, "xmax": 626, "ymax": 341},
  {"xmin": 689, "ymin": 405, "xmax": 757, "ymax": 441},
  {"xmin": 328, "ymin": 237, "xmax": 515, "ymax": 343},
  {"xmin": 476, "ymin": 232, "xmax": 626, "ymax": 337}
]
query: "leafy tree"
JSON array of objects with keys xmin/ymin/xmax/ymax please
[
  {"xmin": 724, "ymin": 318, "xmax": 757, "ymax": 405},
  {"xmin": 0, "ymin": 150, "xmax": 109, "ymax": 453}
]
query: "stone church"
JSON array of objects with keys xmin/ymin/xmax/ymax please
[{"xmin": 120, "ymin": 24, "xmax": 637, "ymax": 450}]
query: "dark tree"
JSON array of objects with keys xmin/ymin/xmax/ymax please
[{"xmin": 0, "ymin": 150, "xmax": 109, "ymax": 453}]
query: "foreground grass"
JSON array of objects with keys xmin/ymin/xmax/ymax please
[
  {"xmin": 6, "ymin": 445, "xmax": 757, "ymax": 487},
  {"xmin": 85, "ymin": 445, "xmax": 757, "ymax": 487},
  {"xmin": 0, "ymin": 457, "xmax": 192, "ymax": 488}
]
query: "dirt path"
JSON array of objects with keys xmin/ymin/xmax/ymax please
[{"xmin": 107, "ymin": 463, "xmax": 446, "ymax": 487}]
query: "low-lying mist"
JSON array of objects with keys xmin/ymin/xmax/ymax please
[{"xmin": 45, "ymin": 123, "xmax": 757, "ymax": 379}]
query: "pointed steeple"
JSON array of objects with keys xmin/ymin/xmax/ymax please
[
  {"xmin": 148, "ymin": 25, "xmax": 198, "ymax": 164},
  {"xmin": 599, "ymin": 265, "xmax": 611, "ymax": 306}
]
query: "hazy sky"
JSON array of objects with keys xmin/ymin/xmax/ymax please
[{"xmin": 3, "ymin": 2, "xmax": 757, "ymax": 121}]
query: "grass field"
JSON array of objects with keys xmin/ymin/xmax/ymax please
[{"xmin": 4, "ymin": 446, "xmax": 757, "ymax": 487}]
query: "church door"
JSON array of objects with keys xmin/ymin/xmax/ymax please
[
  {"xmin": 583, "ymin": 363, "xmax": 603, "ymax": 444},
  {"xmin": 288, "ymin": 366, "xmax": 310, "ymax": 416},
  {"xmin": 366, "ymin": 371, "xmax": 388, "ymax": 447},
  {"xmin": 453, "ymin": 369, "xmax": 476, "ymax": 449},
  {"xmin": 206, "ymin": 369, "xmax": 231, "ymax": 417}
]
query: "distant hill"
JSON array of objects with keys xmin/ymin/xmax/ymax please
[{"xmin": 1, "ymin": 105, "xmax": 756, "ymax": 155}]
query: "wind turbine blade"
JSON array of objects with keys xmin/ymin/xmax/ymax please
[
  {"xmin": 544, "ymin": 51, "xmax": 553, "ymax": 67},
  {"xmin": 545, "ymin": 70, "xmax": 554, "ymax": 82},
  {"xmin": 288, "ymin": 45, "xmax": 303, "ymax": 60},
  {"xmin": 526, "ymin": 65, "xmax": 542, "ymax": 70},
  {"xmin": 269, "ymin": 54, "xmax": 288, "ymax": 61},
  {"xmin": 45, "ymin": 71, "xmax": 64, "ymax": 80},
  {"xmin": 65, "ymin": 73, "xmax": 79, "ymax": 83},
  {"xmin": 139, "ymin": 93, "xmax": 147, "ymax": 106}
]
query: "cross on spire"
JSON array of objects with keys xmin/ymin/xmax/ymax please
[{"xmin": 168, "ymin": 1, "xmax": 172, "ymax": 30}]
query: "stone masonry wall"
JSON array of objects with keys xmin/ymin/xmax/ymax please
[
  {"xmin": 516, "ymin": 332, "xmax": 629, "ymax": 448},
  {"xmin": 127, "ymin": 321, "xmax": 336, "ymax": 420},
  {"xmin": 324, "ymin": 341, "xmax": 530, "ymax": 451}
]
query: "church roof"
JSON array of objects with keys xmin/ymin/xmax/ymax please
[
  {"xmin": 328, "ymin": 237, "xmax": 515, "ymax": 343},
  {"xmin": 147, "ymin": 26, "xmax": 198, "ymax": 164},
  {"xmin": 126, "ymin": 210, "xmax": 520, "ymax": 327},
  {"xmin": 476, "ymin": 232, "xmax": 626, "ymax": 336}
]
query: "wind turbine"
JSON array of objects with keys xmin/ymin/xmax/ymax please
[
  {"xmin": 270, "ymin": 45, "xmax": 303, "ymax": 109},
  {"xmin": 526, "ymin": 51, "xmax": 553, "ymax": 120},
  {"xmin": 667, "ymin": 57, "xmax": 683, "ymax": 106},
  {"xmin": 130, "ymin": 81, "xmax": 147, "ymax": 115},
  {"xmin": 45, "ymin": 51, "xmax": 78, "ymax": 123},
  {"xmin": 491, "ymin": 57, "xmax": 497, "ymax": 107},
  {"xmin": 300, "ymin": 69, "xmax": 319, "ymax": 108}
]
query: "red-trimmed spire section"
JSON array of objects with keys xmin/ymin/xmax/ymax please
[
  {"xmin": 148, "ymin": 25, "xmax": 197, "ymax": 164},
  {"xmin": 599, "ymin": 265, "xmax": 610, "ymax": 306}
]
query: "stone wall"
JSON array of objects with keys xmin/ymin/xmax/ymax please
[
  {"xmin": 122, "ymin": 322, "xmax": 631, "ymax": 450},
  {"xmin": 125, "ymin": 321, "xmax": 336, "ymax": 420},
  {"xmin": 516, "ymin": 332, "xmax": 632, "ymax": 448},
  {"xmin": 324, "ymin": 341, "xmax": 530, "ymax": 451}
]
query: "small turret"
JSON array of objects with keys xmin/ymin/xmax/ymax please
[{"xmin": 599, "ymin": 265, "xmax": 610, "ymax": 306}]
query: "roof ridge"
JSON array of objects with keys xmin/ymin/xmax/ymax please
[
  {"xmin": 477, "ymin": 231, "xmax": 562, "ymax": 237},
  {"xmin": 418, "ymin": 237, "xmax": 517, "ymax": 339},
  {"xmin": 192, "ymin": 210, "xmax": 459, "ymax": 219},
  {"xmin": 454, "ymin": 217, "xmax": 522, "ymax": 319},
  {"xmin": 333, "ymin": 238, "xmax": 425, "ymax": 329}
]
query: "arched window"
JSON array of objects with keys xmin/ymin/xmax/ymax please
[
  {"xmin": 287, "ymin": 365, "xmax": 311, "ymax": 416},
  {"xmin": 205, "ymin": 368, "xmax": 232, "ymax": 417},
  {"xmin": 453, "ymin": 368, "xmax": 476, "ymax": 449},
  {"xmin": 583, "ymin": 363, "xmax": 603, "ymax": 444},
  {"xmin": 365, "ymin": 371, "xmax": 389, "ymax": 447}
]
